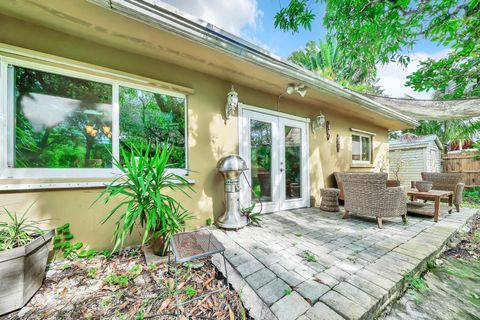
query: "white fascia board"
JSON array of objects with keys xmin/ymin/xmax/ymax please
[{"xmin": 89, "ymin": 0, "xmax": 418, "ymax": 128}]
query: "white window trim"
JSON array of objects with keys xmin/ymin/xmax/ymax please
[
  {"xmin": 0, "ymin": 55, "xmax": 189, "ymax": 180},
  {"xmin": 351, "ymin": 132, "xmax": 372, "ymax": 165}
]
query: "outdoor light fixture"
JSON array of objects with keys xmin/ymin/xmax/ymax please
[
  {"xmin": 311, "ymin": 112, "xmax": 326, "ymax": 134},
  {"xmin": 286, "ymin": 84, "xmax": 307, "ymax": 97},
  {"xmin": 225, "ymin": 85, "xmax": 239, "ymax": 120}
]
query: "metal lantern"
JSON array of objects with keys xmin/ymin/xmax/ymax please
[
  {"xmin": 225, "ymin": 85, "xmax": 238, "ymax": 120},
  {"xmin": 216, "ymin": 155, "xmax": 248, "ymax": 229}
]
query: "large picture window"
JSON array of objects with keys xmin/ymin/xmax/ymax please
[
  {"xmin": 119, "ymin": 86, "xmax": 186, "ymax": 168},
  {"xmin": 1, "ymin": 58, "xmax": 188, "ymax": 179},
  {"xmin": 12, "ymin": 66, "xmax": 113, "ymax": 169}
]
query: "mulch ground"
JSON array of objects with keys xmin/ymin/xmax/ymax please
[
  {"xmin": 444, "ymin": 213, "xmax": 480, "ymax": 260},
  {"xmin": 2, "ymin": 248, "xmax": 249, "ymax": 320}
]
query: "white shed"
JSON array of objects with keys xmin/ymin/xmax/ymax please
[{"xmin": 389, "ymin": 134, "xmax": 444, "ymax": 186}]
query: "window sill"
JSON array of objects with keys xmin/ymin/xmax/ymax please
[
  {"xmin": 350, "ymin": 163, "xmax": 375, "ymax": 168},
  {"xmin": 0, "ymin": 179, "xmax": 196, "ymax": 192}
]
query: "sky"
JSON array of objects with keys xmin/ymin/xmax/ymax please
[{"xmin": 161, "ymin": 0, "xmax": 448, "ymax": 99}]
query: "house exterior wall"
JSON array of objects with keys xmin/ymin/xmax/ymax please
[{"xmin": 0, "ymin": 16, "xmax": 389, "ymax": 249}]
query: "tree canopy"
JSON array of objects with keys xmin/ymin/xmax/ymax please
[
  {"xmin": 288, "ymin": 39, "xmax": 382, "ymax": 93},
  {"xmin": 275, "ymin": 0, "xmax": 480, "ymax": 98}
]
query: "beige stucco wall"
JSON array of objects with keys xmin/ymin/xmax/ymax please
[{"xmin": 0, "ymin": 15, "xmax": 389, "ymax": 250}]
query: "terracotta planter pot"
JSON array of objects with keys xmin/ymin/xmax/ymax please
[
  {"xmin": 0, "ymin": 230, "xmax": 54, "ymax": 315},
  {"xmin": 149, "ymin": 235, "xmax": 169, "ymax": 256}
]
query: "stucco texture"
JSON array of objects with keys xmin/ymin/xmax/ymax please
[{"xmin": 0, "ymin": 14, "xmax": 389, "ymax": 250}]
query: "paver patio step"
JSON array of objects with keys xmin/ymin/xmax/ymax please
[{"xmin": 211, "ymin": 207, "xmax": 478, "ymax": 320}]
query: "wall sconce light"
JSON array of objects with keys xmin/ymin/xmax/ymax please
[
  {"xmin": 311, "ymin": 112, "xmax": 326, "ymax": 134},
  {"xmin": 336, "ymin": 134, "xmax": 340, "ymax": 152},
  {"xmin": 225, "ymin": 85, "xmax": 238, "ymax": 120},
  {"xmin": 286, "ymin": 84, "xmax": 307, "ymax": 97}
]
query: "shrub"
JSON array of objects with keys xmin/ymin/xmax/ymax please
[
  {"xmin": 0, "ymin": 204, "xmax": 45, "ymax": 251},
  {"xmin": 95, "ymin": 145, "xmax": 194, "ymax": 255}
]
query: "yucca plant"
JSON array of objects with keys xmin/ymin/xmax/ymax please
[
  {"xmin": 95, "ymin": 144, "xmax": 194, "ymax": 255},
  {"xmin": 0, "ymin": 204, "xmax": 45, "ymax": 251}
]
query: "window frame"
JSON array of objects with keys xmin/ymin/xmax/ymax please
[
  {"xmin": 0, "ymin": 56, "xmax": 188, "ymax": 179},
  {"xmin": 351, "ymin": 132, "xmax": 372, "ymax": 164}
]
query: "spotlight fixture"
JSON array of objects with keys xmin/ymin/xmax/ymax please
[{"xmin": 286, "ymin": 84, "xmax": 307, "ymax": 97}]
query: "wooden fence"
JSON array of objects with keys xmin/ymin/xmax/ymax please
[{"xmin": 442, "ymin": 151, "xmax": 480, "ymax": 187}]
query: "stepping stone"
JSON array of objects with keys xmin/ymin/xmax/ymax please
[
  {"xmin": 271, "ymin": 292, "xmax": 310, "ymax": 320},
  {"xmin": 257, "ymin": 278, "xmax": 290, "ymax": 306},
  {"xmin": 305, "ymin": 301, "xmax": 345, "ymax": 320},
  {"xmin": 245, "ymin": 268, "xmax": 276, "ymax": 290},
  {"xmin": 236, "ymin": 259, "xmax": 264, "ymax": 277},
  {"xmin": 296, "ymin": 279, "xmax": 330, "ymax": 304},
  {"xmin": 320, "ymin": 288, "xmax": 367, "ymax": 320}
]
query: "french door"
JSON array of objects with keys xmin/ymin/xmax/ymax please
[{"xmin": 239, "ymin": 107, "xmax": 309, "ymax": 213}]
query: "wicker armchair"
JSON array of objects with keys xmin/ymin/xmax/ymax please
[
  {"xmin": 334, "ymin": 172, "xmax": 399, "ymax": 201},
  {"xmin": 420, "ymin": 172, "xmax": 465, "ymax": 212},
  {"xmin": 341, "ymin": 173, "xmax": 407, "ymax": 228}
]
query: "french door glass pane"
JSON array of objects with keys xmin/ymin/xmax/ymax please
[
  {"xmin": 285, "ymin": 126, "xmax": 302, "ymax": 199},
  {"xmin": 13, "ymin": 66, "xmax": 113, "ymax": 168},
  {"xmin": 250, "ymin": 119, "xmax": 272, "ymax": 202}
]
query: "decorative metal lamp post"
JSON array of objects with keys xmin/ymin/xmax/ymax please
[{"xmin": 216, "ymin": 155, "xmax": 248, "ymax": 229}]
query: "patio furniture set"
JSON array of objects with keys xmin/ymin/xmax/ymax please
[{"xmin": 320, "ymin": 172, "xmax": 465, "ymax": 228}]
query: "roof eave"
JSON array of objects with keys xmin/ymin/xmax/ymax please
[{"xmin": 90, "ymin": 0, "xmax": 418, "ymax": 128}]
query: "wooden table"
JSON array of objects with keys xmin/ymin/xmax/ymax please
[{"xmin": 407, "ymin": 189, "xmax": 454, "ymax": 222}]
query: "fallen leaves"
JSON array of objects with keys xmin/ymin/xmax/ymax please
[{"xmin": 6, "ymin": 247, "xmax": 249, "ymax": 320}]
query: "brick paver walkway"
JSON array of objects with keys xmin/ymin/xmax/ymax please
[{"xmin": 211, "ymin": 207, "xmax": 478, "ymax": 320}]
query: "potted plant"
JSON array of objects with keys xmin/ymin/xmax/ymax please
[
  {"xmin": 96, "ymin": 144, "xmax": 194, "ymax": 256},
  {"xmin": 0, "ymin": 205, "xmax": 53, "ymax": 315}
]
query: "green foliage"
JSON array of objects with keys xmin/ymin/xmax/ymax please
[
  {"xmin": 403, "ymin": 272, "xmax": 429, "ymax": 302},
  {"xmin": 53, "ymin": 223, "xmax": 85, "ymax": 260},
  {"xmin": 95, "ymin": 144, "xmax": 194, "ymax": 255},
  {"xmin": 0, "ymin": 204, "xmax": 45, "ymax": 251},
  {"xmin": 133, "ymin": 306, "xmax": 145, "ymax": 320},
  {"xmin": 276, "ymin": 0, "xmax": 480, "ymax": 98},
  {"xmin": 148, "ymin": 263, "xmax": 157, "ymax": 271},
  {"xmin": 436, "ymin": 258, "xmax": 480, "ymax": 280},
  {"xmin": 184, "ymin": 285, "xmax": 196, "ymax": 300},
  {"xmin": 283, "ymin": 288, "xmax": 293, "ymax": 296},
  {"xmin": 288, "ymin": 39, "xmax": 381, "ymax": 93},
  {"xmin": 206, "ymin": 218, "xmax": 213, "ymax": 226},
  {"xmin": 403, "ymin": 120, "xmax": 480, "ymax": 151},
  {"xmin": 101, "ymin": 298, "xmax": 113, "ymax": 307},
  {"xmin": 54, "ymin": 223, "xmax": 111, "ymax": 260},
  {"xmin": 104, "ymin": 273, "xmax": 130, "ymax": 286},
  {"xmin": 87, "ymin": 267, "xmax": 98, "ymax": 278},
  {"xmin": 304, "ymin": 250, "xmax": 317, "ymax": 262},
  {"xmin": 128, "ymin": 265, "xmax": 142, "ymax": 277},
  {"xmin": 274, "ymin": 0, "xmax": 317, "ymax": 33},
  {"xmin": 241, "ymin": 203, "xmax": 263, "ymax": 226},
  {"xmin": 464, "ymin": 187, "xmax": 480, "ymax": 207},
  {"xmin": 61, "ymin": 263, "xmax": 71, "ymax": 271}
]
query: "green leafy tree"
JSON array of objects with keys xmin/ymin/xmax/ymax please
[
  {"xmin": 275, "ymin": 0, "xmax": 480, "ymax": 98},
  {"xmin": 288, "ymin": 39, "xmax": 382, "ymax": 93}
]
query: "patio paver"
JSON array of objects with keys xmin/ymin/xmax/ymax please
[{"xmin": 212, "ymin": 207, "xmax": 478, "ymax": 320}]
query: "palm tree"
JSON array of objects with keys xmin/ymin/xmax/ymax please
[
  {"xmin": 406, "ymin": 119, "xmax": 480, "ymax": 151},
  {"xmin": 288, "ymin": 39, "xmax": 380, "ymax": 93}
]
